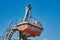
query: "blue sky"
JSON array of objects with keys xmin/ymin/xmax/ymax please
[{"xmin": 0, "ymin": 0, "xmax": 60, "ymax": 40}]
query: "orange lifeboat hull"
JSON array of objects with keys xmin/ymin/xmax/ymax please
[{"xmin": 17, "ymin": 22, "xmax": 43, "ymax": 37}]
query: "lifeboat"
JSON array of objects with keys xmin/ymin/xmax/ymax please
[{"xmin": 17, "ymin": 21, "xmax": 43, "ymax": 37}]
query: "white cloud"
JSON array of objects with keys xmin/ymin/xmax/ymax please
[{"xmin": 43, "ymin": 38, "xmax": 48, "ymax": 40}]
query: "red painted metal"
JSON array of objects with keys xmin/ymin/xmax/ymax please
[{"xmin": 17, "ymin": 21, "xmax": 43, "ymax": 37}]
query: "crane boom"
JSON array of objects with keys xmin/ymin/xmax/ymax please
[{"xmin": 23, "ymin": 4, "xmax": 32, "ymax": 22}]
